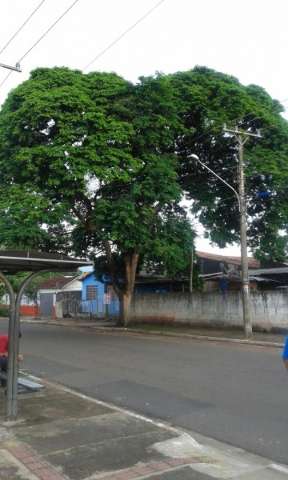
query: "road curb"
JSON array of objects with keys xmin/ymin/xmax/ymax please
[
  {"xmin": 93, "ymin": 326, "xmax": 284, "ymax": 348},
  {"xmin": 21, "ymin": 319, "xmax": 284, "ymax": 348}
]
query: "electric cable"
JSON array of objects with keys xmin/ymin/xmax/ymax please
[
  {"xmin": 83, "ymin": 0, "xmax": 166, "ymax": 71},
  {"xmin": 18, "ymin": 0, "xmax": 81, "ymax": 65},
  {"xmin": 0, "ymin": 0, "xmax": 81, "ymax": 89},
  {"xmin": 0, "ymin": 0, "xmax": 47, "ymax": 56}
]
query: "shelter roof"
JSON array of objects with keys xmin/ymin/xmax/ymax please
[{"xmin": 0, "ymin": 250, "xmax": 92, "ymax": 274}]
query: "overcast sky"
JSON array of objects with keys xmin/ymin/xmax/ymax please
[{"xmin": 0, "ymin": 0, "xmax": 287, "ymax": 256}]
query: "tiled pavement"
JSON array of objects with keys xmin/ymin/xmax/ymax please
[{"xmin": 0, "ymin": 380, "xmax": 288, "ymax": 480}]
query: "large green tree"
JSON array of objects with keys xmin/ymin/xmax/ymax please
[
  {"xmin": 0, "ymin": 67, "xmax": 194, "ymax": 324},
  {"xmin": 0, "ymin": 65, "xmax": 287, "ymax": 326},
  {"xmin": 168, "ymin": 67, "xmax": 288, "ymax": 260}
]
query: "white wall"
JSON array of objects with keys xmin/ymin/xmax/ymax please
[
  {"xmin": 130, "ymin": 290, "xmax": 288, "ymax": 331},
  {"xmin": 1, "ymin": 293, "xmax": 36, "ymax": 306}
]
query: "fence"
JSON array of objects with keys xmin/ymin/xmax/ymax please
[
  {"xmin": 55, "ymin": 297, "xmax": 119, "ymax": 319},
  {"xmin": 130, "ymin": 290, "xmax": 288, "ymax": 331}
]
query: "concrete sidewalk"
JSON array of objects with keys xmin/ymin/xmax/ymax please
[{"xmin": 1, "ymin": 379, "xmax": 288, "ymax": 479}]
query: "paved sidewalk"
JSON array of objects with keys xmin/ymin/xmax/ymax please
[{"xmin": 1, "ymin": 379, "xmax": 288, "ymax": 479}]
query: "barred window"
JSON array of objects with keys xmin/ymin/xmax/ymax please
[{"xmin": 86, "ymin": 285, "xmax": 97, "ymax": 300}]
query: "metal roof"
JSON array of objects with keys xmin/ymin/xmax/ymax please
[
  {"xmin": 249, "ymin": 267, "xmax": 288, "ymax": 275},
  {"xmin": 0, "ymin": 250, "xmax": 92, "ymax": 274},
  {"xmin": 196, "ymin": 251, "xmax": 260, "ymax": 269}
]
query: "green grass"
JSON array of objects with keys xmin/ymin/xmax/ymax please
[{"xmin": 128, "ymin": 322, "xmax": 244, "ymax": 336}]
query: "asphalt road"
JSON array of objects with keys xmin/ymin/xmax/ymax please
[{"xmin": 1, "ymin": 322, "xmax": 287, "ymax": 464}]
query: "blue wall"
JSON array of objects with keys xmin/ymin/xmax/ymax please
[{"xmin": 81, "ymin": 273, "xmax": 119, "ymax": 317}]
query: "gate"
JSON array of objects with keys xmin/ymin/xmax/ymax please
[{"xmin": 39, "ymin": 293, "xmax": 54, "ymax": 316}]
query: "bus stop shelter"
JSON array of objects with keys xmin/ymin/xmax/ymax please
[{"xmin": 0, "ymin": 250, "xmax": 92, "ymax": 419}]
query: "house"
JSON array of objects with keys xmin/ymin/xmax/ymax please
[
  {"xmin": 4, "ymin": 273, "xmax": 82, "ymax": 318},
  {"xmin": 133, "ymin": 252, "xmax": 260, "ymax": 294},
  {"xmin": 134, "ymin": 252, "xmax": 262, "ymax": 294},
  {"xmin": 81, "ymin": 272, "xmax": 119, "ymax": 318},
  {"xmin": 197, "ymin": 251, "xmax": 260, "ymax": 275},
  {"xmin": 55, "ymin": 276, "xmax": 82, "ymax": 317},
  {"xmin": 196, "ymin": 251, "xmax": 284, "ymax": 291},
  {"xmin": 248, "ymin": 266, "xmax": 288, "ymax": 288},
  {"xmin": 38, "ymin": 276, "xmax": 75, "ymax": 317},
  {"xmin": 38, "ymin": 252, "xmax": 287, "ymax": 320},
  {"xmin": 135, "ymin": 276, "xmax": 187, "ymax": 294},
  {"xmin": 38, "ymin": 271, "xmax": 119, "ymax": 319}
]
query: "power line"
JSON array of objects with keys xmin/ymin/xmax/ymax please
[
  {"xmin": 0, "ymin": 0, "xmax": 47, "ymax": 56},
  {"xmin": 0, "ymin": 0, "xmax": 81, "ymax": 89},
  {"xmin": 18, "ymin": 0, "xmax": 81, "ymax": 64},
  {"xmin": 0, "ymin": 70, "xmax": 12, "ymax": 88},
  {"xmin": 83, "ymin": 0, "xmax": 167, "ymax": 71}
]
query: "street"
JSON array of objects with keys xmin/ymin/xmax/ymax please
[{"xmin": 1, "ymin": 321, "xmax": 287, "ymax": 465}]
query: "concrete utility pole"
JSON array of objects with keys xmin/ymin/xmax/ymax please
[
  {"xmin": 223, "ymin": 126, "xmax": 262, "ymax": 338},
  {"xmin": 189, "ymin": 246, "xmax": 194, "ymax": 293},
  {"xmin": 0, "ymin": 62, "xmax": 21, "ymax": 72}
]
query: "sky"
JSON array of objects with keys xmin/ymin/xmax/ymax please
[{"xmin": 0, "ymin": 0, "xmax": 287, "ymax": 256}]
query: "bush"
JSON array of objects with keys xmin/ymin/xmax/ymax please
[{"xmin": 0, "ymin": 305, "xmax": 9, "ymax": 317}]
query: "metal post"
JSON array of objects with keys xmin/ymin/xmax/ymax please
[
  {"xmin": 0, "ymin": 273, "xmax": 16, "ymax": 418},
  {"xmin": 0, "ymin": 270, "xmax": 46, "ymax": 419}
]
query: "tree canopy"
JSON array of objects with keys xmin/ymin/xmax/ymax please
[
  {"xmin": 167, "ymin": 67, "xmax": 288, "ymax": 260},
  {"xmin": 0, "ymin": 67, "xmax": 194, "ymax": 323},
  {"xmin": 0, "ymin": 65, "xmax": 287, "ymax": 323}
]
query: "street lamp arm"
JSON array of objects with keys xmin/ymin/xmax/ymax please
[
  {"xmin": 189, "ymin": 154, "xmax": 240, "ymax": 211},
  {"xmin": 0, "ymin": 62, "xmax": 21, "ymax": 72}
]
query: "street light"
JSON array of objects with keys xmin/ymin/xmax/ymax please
[
  {"xmin": 0, "ymin": 62, "xmax": 21, "ymax": 72},
  {"xmin": 188, "ymin": 153, "xmax": 252, "ymax": 338},
  {"xmin": 188, "ymin": 154, "xmax": 240, "ymax": 210}
]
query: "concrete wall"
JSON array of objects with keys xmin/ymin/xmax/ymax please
[{"xmin": 130, "ymin": 290, "xmax": 288, "ymax": 331}]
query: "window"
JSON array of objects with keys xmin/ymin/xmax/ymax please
[{"xmin": 86, "ymin": 285, "xmax": 97, "ymax": 300}]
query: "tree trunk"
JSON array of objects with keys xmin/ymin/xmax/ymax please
[
  {"xmin": 119, "ymin": 252, "xmax": 139, "ymax": 327},
  {"xmin": 120, "ymin": 292, "xmax": 132, "ymax": 327},
  {"xmin": 104, "ymin": 241, "xmax": 139, "ymax": 327}
]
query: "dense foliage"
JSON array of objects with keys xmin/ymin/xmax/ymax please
[
  {"xmin": 0, "ymin": 67, "xmax": 194, "ymax": 323},
  {"xmin": 0, "ymin": 65, "xmax": 287, "ymax": 321},
  {"xmin": 167, "ymin": 67, "xmax": 288, "ymax": 260}
]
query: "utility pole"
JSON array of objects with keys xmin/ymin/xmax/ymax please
[
  {"xmin": 223, "ymin": 126, "xmax": 262, "ymax": 338},
  {"xmin": 0, "ymin": 62, "xmax": 21, "ymax": 72},
  {"xmin": 189, "ymin": 246, "xmax": 194, "ymax": 293}
]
